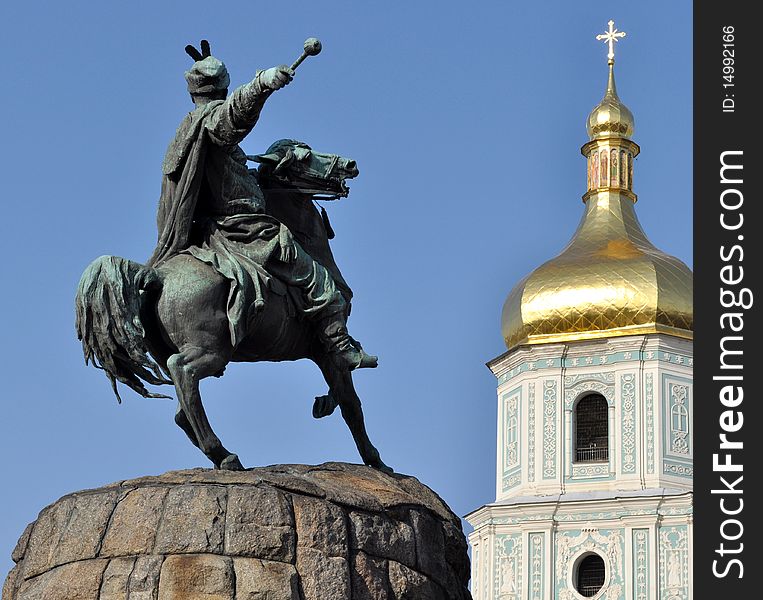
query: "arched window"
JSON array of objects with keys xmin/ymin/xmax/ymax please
[
  {"xmin": 575, "ymin": 553, "xmax": 606, "ymax": 597},
  {"xmin": 575, "ymin": 394, "xmax": 608, "ymax": 462}
]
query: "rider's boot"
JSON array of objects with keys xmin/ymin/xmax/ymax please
[{"xmin": 317, "ymin": 312, "xmax": 378, "ymax": 371}]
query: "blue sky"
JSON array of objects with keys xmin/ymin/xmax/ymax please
[{"xmin": 0, "ymin": 1, "xmax": 691, "ymax": 575}]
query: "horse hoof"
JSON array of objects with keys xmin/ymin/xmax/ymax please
[
  {"xmin": 313, "ymin": 394, "xmax": 338, "ymax": 419},
  {"xmin": 219, "ymin": 454, "xmax": 245, "ymax": 471},
  {"xmin": 371, "ymin": 460, "xmax": 394, "ymax": 475}
]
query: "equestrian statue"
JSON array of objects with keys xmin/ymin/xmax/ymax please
[{"xmin": 75, "ymin": 39, "xmax": 391, "ymax": 473}]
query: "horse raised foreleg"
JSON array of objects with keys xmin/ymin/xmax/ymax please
[
  {"xmin": 317, "ymin": 358, "xmax": 392, "ymax": 473},
  {"xmin": 167, "ymin": 346, "xmax": 244, "ymax": 470}
]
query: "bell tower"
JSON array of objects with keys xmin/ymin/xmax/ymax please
[{"xmin": 467, "ymin": 22, "xmax": 693, "ymax": 600}]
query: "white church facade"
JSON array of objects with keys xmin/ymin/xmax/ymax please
[{"xmin": 466, "ymin": 22, "xmax": 693, "ymax": 600}]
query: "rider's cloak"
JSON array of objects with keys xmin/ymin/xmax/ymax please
[
  {"xmin": 146, "ymin": 89, "xmax": 287, "ymax": 348},
  {"xmin": 146, "ymin": 81, "xmax": 347, "ymax": 350}
]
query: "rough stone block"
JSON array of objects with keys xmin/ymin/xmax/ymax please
[
  {"xmin": 154, "ymin": 486, "xmax": 225, "ymax": 554},
  {"xmin": 20, "ymin": 497, "xmax": 75, "ymax": 579},
  {"xmin": 22, "ymin": 492, "xmax": 118, "ymax": 580},
  {"xmin": 443, "ymin": 521, "xmax": 471, "ymax": 584},
  {"xmin": 349, "ymin": 511, "xmax": 415, "ymax": 567},
  {"xmin": 2, "ymin": 566, "xmax": 19, "ymax": 600},
  {"xmin": 11, "ymin": 523, "xmax": 34, "ymax": 564},
  {"xmin": 58, "ymin": 493, "xmax": 119, "ymax": 565},
  {"xmin": 352, "ymin": 551, "xmax": 391, "ymax": 600},
  {"xmin": 296, "ymin": 547, "xmax": 350, "ymax": 600},
  {"xmin": 157, "ymin": 554, "xmax": 233, "ymax": 600},
  {"xmin": 388, "ymin": 560, "xmax": 443, "ymax": 600},
  {"xmin": 101, "ymin": 487, "xmax": 167, "ymax": 557},
  {"xmin": 126, "ymin": 555, "xmax": 163, "ymax": 600},
  {"xmin": 99, "ymin": 557, "xmax": 135, "ymax": 600},
  {"xmin": 224, "ymin": 486, "xmax": 294, "ymax": 562},
  {"xmin": 233, "ymin": 558, "xmax": 299, "ymax": 599},
  {"xmin": 292, "ymin": 495, "xmax": 347, "ymax": 558},
  {"xmin": 15, "ymin": 559, "xmax": 108, "ymax": 600},
  {"xmin": 410, "ymin": 509, "xmax": 448, "ymax": 586}
]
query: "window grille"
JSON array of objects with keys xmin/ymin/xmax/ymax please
[
  {"xmin": 576, "ymin": 554, "xmax": 606, "ymax": 597},
  {"xmin": 575, "ymin": 394, "xmax": 608, "ymax": 462}
]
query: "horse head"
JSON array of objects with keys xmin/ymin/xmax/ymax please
[{"xmin": 250, "ymin": 139, "xmax": 358, "ymax": 200}]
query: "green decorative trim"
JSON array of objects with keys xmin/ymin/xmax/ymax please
[
  {"xmin": 529, "ymin": 533, "xmax": 544, "ymax": 600},
  {"xmin": 542, "ymin": 380, "xmax": 558, "ymax": 480},
  {"xmin": 633, "ymin": 528, "xmax": 650, "ymax": 600},
  {"xmin": 501, "ymin": 386, "xmax": 522, "ymax": 492},
  {"xmin": 528, "ymin": 382, "xmax": 536, "ymax": 483},
  {"xmin": 485, "ymin": 504, "xmax": 692, "ymax": 526},
  {"xmin": 498, "ymin": 358, "xmax": 563, "ymax": 383},
  {"xmin": 662, "ymin": 460, "xmax": 692, "ymax": 478},
  {"xmin": 495, "ymin": 534, "xmax": 522, "ymax": 598},
  {"xmin": 659, "ymin": 526, "xmax": 689, "ymax": 600},
  {"xmin": 662, "ymin": 374, "xmax": 692, "ymax": 462},
  {"xmin": 555, "ymin": 529, "xmax": 625, "ymax": 599},
  {"xmin": 570, "ymin": 463, "xmax": 612, "ymax": 480},
  {"xmin": 646, "ymin": 373, "xmax": 655, "ymax": 474},
  {"xmin": 620, "ymin": 373, "xmax": 637, "ymax": 474},
  {"xmin": 564, "ymin": 372, "xmax": 615, "ymax": 408},
  {"xmin": 496, "ymin": 350, "xmax": 693, "ymax": 383}
]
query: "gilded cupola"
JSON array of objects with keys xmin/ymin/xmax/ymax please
[
  {"xmin": 501, "ymin": 22, "xmax": 693, "ymax": 351},
  {"xmin": 586, "ymin": 63, "xmax": 634, "ymax": 140}
]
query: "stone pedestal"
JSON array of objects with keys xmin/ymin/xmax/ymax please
[{"xmin": 3, "ymin": 463, "xmax": 471, "ymax": 600}]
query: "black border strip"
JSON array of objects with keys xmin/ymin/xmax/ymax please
[{"xmin": 695, "ymin": 2, "xmax": 761, "ymax": 597}]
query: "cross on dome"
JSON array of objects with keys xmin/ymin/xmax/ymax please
[{"xmin": 596, "ymin": 20, "xmax": 626, "ymax": 64}]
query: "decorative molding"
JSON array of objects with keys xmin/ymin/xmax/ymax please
[
  {"xmin": 543, "ymin": 380, "xmax": 558, "ymax": 479},
  {"xmin": 480, "ymin": 548, "xmax": 495, "ymax": 596},
  {"xmin": 633, "ymin": 529, "xmax": 650, "ymax": 600},
  {"xmin": 498, "ymin": 358, "xmax": 562, "ymax": 383},
  {"xmin": 529, "ymin": 533, "xmax": 544, "ymax": 600},
  {"xmin": 654, "ymin": 351, "xmax": 693, "ymax": 367},
  {"xmin": 556, "ymin": 529, "xmax": 624, "ymax": 600},
  {"xmin": 506, "ymin": 394, "xmax": 520, "ymax": 467},
  {"xmin": 496, "ymin": 534, "xmax": 523, "ymax": 599},
  {"xmin": 528, "ymin": 383, "xmax": 536, "ymax": 483},
  {"xmin": 486, "ymin": 504, "xmax": 692, "ymax": 526},
  {"xmin": 564, "ymin": 372, "xmax": 615, "ymax": 408},
  {"xmin": 661, "ymin": 374, "xmax": 693, "ymax": 469},
  {"xmin": 496, "ymin": 350, "xmax": 692, "ymax": 383},
  {"xmin": 502, "ymin": 387, "xmax": 522, "ymax": 492},
  {"xmin": 669, "ymin": 384, "xmax": 690, "ymax": 456},
  {"xmin": 620, "ymin": 373, "xmax": 637, "ymax": 474},
  {"xmin": 659, "ymin": 527, "xmax": 689, "ymax": 600},
  {"xmin": 663, "ymin": 461, "xmax": 693, "ymax": 477},
  {"xmin": 571, "ymin": 463, "xmax": 610, "ymax": 478},
  {"xmin": 646, "ymin": 373, "xmax": 655, "ymax": 474},
  {"xmin": 472, "ymin": 547, "xmax": 480, "ymax": 599},
  {"xmin": 506, "ymin": 472, "xmax": 521, "ymax": 488}
]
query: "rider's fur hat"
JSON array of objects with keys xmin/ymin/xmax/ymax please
[{"xmin": 184, "ymin": 40, "xmax": 230, "ymax": 96}]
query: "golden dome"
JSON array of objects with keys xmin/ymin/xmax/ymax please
[
  {"xmin": 501, "ymin": 55, "xmax": 693, "ymax": 352},
  {"xmin": 501, "ymin": 193, "xmax": 693, "ymax": 350},
  {"xmin": 586, "ymin": 63, "xmax": 635, "ymax": 140}
]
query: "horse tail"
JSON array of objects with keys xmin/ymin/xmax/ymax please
[{"xmin": 75, "ymin": 255, "xmax": 172, "ymax": 402}]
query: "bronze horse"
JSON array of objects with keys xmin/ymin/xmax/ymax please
[{"xmin": 75, "ymin": 140, "xmax": 390, "ymax": 473}]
